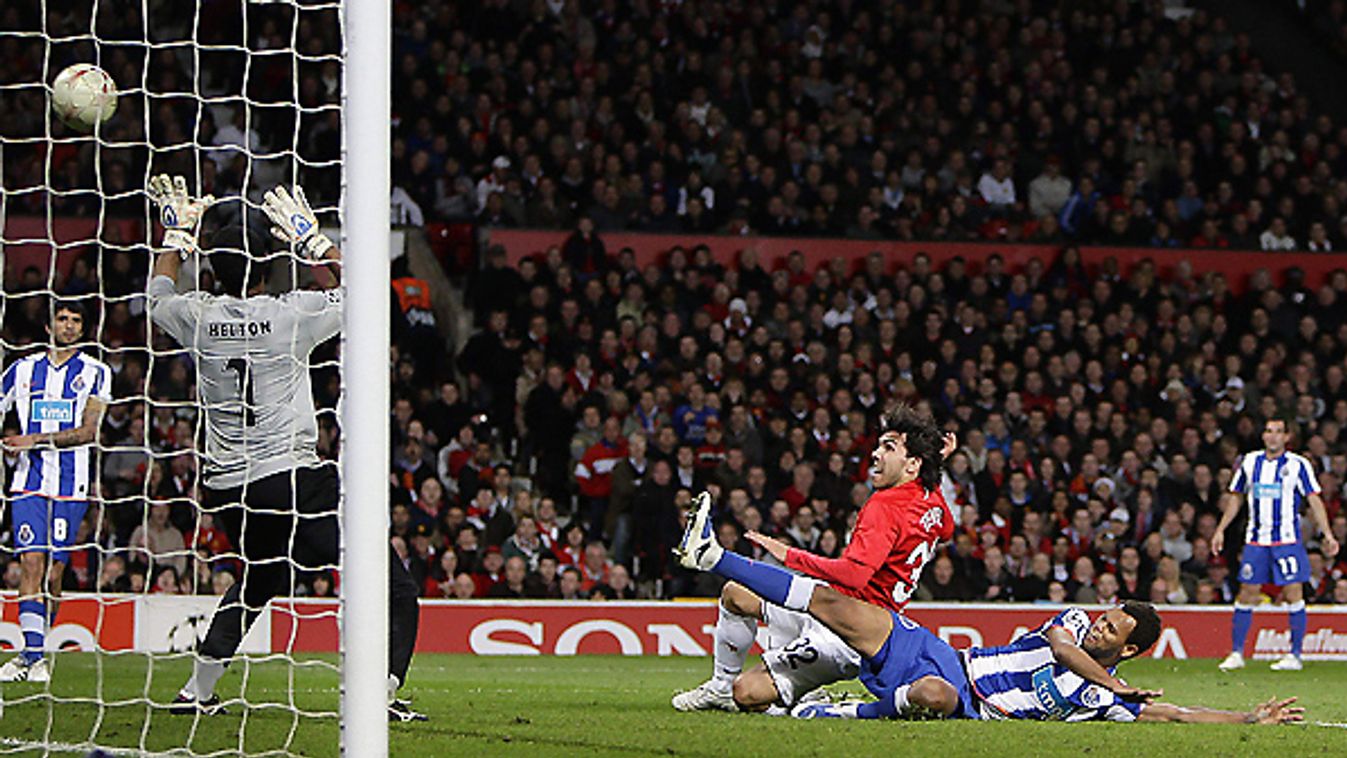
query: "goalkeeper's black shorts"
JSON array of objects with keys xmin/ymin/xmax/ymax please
[{"xmin": 203, "ymin": 464, "xmax": 339, "ymax": 571}]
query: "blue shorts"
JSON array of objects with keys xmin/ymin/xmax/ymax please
[
  {"xmin": 860, "ymin": 611, "xmax": 980, "ymax": 720},
  {"xmin": 10, "ymin": 495, "xmax": 88, "ymax": 564},
  {"xmin": 1239, "ymin": 543, "xmax": 1310, "ymax": 586}
]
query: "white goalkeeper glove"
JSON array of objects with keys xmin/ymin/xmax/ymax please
[
  {"xmin": 261, "ymin": 184, "xmax": 334, "ymax": 260},
  {"xmin": 147, "ymin": 174, "xmax": 214, "ymax": 258}
]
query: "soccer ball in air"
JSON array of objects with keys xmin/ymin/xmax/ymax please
[{"xmin": 51, "ymin": 63, "xmax": 118, "ymax": 132}]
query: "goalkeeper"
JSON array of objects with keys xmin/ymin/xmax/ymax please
[{"xmin": 145, "ymin": 176, "xmax": 425, "ymax": 722}]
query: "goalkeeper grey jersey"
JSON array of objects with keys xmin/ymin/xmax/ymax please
[{"xmin": 148, "ymin": 275, "xmax": 340, "ymax": 488}]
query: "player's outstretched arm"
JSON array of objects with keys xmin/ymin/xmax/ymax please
[
  {"xmin": 1137, "ymin": 697, "xmax": 1304, "ymax": 724},
  {"xmin": 1045, "ymin": 626, "xmax": 1162, "ymax": 704},
  {"xmin": 261, "ymin": 184, "xmax": 341, "ymax": 288},
  {"xmin": 147, "ymin": 173, "xmax": 215, "ymax": 285},
  {"xmin": 148, "ymin": 174, "xmax": 214, "ymax": 258},
  {"xmin": 762, "ymin": 499, "xmax": 901, "ymax": 591},
  {"xmin": 262, "ymin": 184, "xmax": 341, "ymax": 288}
]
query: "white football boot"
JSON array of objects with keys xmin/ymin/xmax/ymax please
[
  {"xmin": 0, "ymin": 656, "xmax": 32, "ymax": 683},
  {"xmin": 671, "ymin": 680, "xmax": 738, "ymax": 712},
  {"xmin": 675, "ymin": 491, "xmax": 722, "ymax": 571},
  {"xmin": 26, "ymin": 657, "xmax": 50, "ymax": 683},
  {"xmin": 1217, "ymin": 651, "xmax": 1245, "ymax": 671},
  {"xmin": 1270, "ymin": 654, "xmax": 1303, "ymax": 671}
]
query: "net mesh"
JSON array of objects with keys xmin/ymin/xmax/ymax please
[{"xmin": 0, "ymin": 0, "xmax": 346, "ymax": 754}]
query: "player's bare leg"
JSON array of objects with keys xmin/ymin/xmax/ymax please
[
  {"xmin": 1, "ymin": 552, "xmax": 54, "ymax": 682},
  {"xmin": 47, "ymin": 559, "xmax": 65, "ymax": 625},
  {"xmin": 796, "ymin": 584, "xmax": 892, "ymax": 658},
  {"xmin": 907, "ymin": 675, "xmax": 959, "ymax": 715}
]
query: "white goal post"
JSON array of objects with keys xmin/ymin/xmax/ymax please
[
  {"xmin": 339, "ymin": 0, "xmax": 390, "ymax": 754},
  {"xmin": 0, "ymin": 0, "xmax": 393, "ymax": 753}
]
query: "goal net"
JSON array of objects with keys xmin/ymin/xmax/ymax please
[{"xmin": 0, "ymin": 0, "xmax": 387, "ymax": 754}]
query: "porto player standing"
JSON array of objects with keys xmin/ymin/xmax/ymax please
[
  {"xmin": 672, "ymin": 404, "xmax": 955, "ymax": 712},
  {"xmin": 0, "ymin": 301, "xmax": 110, "ymax": 683},
  {"xmin": 1214, "ymin": 416, "xmax": 1340, "ymax": 672}
]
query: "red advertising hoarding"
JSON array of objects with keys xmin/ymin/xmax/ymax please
[
  {"xmin": 269, "ymin": 599, "xmax": 1347, "ymax": 660},
  {"xmin": 3, "ymin": 594, "xmax": 1343, "ymax": 660},
  {"xmin": 486, "ymin": 228, "xmax": 1347, "ymax": 294}
]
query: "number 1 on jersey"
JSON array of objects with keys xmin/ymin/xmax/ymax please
[{"xmin": 224, "ymin": 357, "xmax": 257, "ymax": 426}]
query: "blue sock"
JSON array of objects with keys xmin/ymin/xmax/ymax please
[
  {"xmin": 1289, "ymin": 601, "xmax": 1307, "ymax": 657},
  {"xmin": 856, "ymin": 685, "xmax": 909, "ymax": 720},
  {"xmin": 19, "ymin": 599, "xmax": 45, "ymax": 664},
  {"xmin": 712, "ymin": 552, "xmax": 818, "ymax": 611},
  {"xmin": 856, "ymin": 700, "xmax": 893, "ymax": 719},
  {"xmin": 1231, "ymin": 605, "xmax": 1253, "ymax": 656}
]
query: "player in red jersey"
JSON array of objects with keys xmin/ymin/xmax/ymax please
[{"xmin": 673, "ymin": 404, "xmax": 955, "ymax": 713}]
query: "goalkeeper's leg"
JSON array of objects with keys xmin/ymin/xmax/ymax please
[
  {"xmin": 178, "ymin": 475, "xmax": 294, "ymax": 708},
  {"xmin": 388, "ymin": 544, "xmax": 423, "ymax": 719},
  {"xmin": 293, "ymin": 468, "xmax": 424, "ymax": 714}
]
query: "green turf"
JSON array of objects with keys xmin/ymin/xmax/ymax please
[{"xmin": 0, "ymin": 654, "xmax": 1343, "ymax": 756}]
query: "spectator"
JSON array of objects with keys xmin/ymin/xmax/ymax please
[
  {"xmin": 918, "ymin": 555, "xmax": 970, "ymax": 601},
  {"xmin": 1260, "ymin": 217, "xmax": 1297, "ymax": 251},
  {"xmin": 129, "ymin": 503, "xmax": 187, "ymax": 578},
  {"xmin": 977, "ymin": 159, "xmax": 1017, "ymax": 214},
  {"xmin": 1028, "ymin": 158, "xmax": 1072, "ymax": 220},
  {"xmin": 487, "ymin": 556, "xmax": 529, "ymax": 599}
]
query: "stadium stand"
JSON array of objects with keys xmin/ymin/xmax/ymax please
[{"xmin": 3, "ymin": 0, "xmax": 1347, "ymax": 608}]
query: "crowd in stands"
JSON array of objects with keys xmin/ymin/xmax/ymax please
[
  {"xmin": 374, "ymin": 0, "xmax": 1347, "ymax": 252},
  {"xmin": 7, "ymin": 0, "xmax": 1347, "ymax": 608},
  {"xmin": 390, "ymin": 237, "xmax": 1347, "ymax": 605},
  {"xmin": 1297, "ymin": 0, "xmax": 1347, "ymax": 60}
]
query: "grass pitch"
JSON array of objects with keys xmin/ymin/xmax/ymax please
[{"xmin": 0, "ymin": 654, "xmax": 1343, "ymax": 756}]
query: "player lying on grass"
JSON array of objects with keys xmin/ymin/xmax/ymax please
[
  {"xmin": 674, "ymin": 493, "xmax": 1305, "ymax": 724},
  {"xmin": 674, "ymin": 404, "xmax": 957, "ymax": 714}
]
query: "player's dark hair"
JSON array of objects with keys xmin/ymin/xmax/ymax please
[
  {"xmin": 1265, "ymin": 413, "xmax": 1298, "ymax": 441},
  {"xmin": 50, "ymin": 298, "xmax": 88, "ymax": 323},
  {"xmin": 1120, "ymin": 600, "xmax": 1162, "ymax": 655},
  {"xmin": 207, "ymin": 224, "xmax": 271, "ymax": 297},
  {"xmin": 880, "ymin": 402, "xmax": 944, "ymax": 492}
]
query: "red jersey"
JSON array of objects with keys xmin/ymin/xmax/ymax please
[{"xmin": 784, "ymin": 480, "xmax": 955, "ymax": 612}]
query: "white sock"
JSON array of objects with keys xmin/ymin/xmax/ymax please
[
  {"xmin": 783, "ymin": 576, "xmax": 820, "ymax": 612},
  {"xmin": 891, "ymin": 684, "xmax": 912, "ymax": 716},
  {"xmin": 711, "ymin": 603, "xmax": 756, "ymax": 691},
  {"xmin": 193, "ymin": 658, "xmax": 227, "ymax": 701},
  {"xmin": 387, "ymin": 673, "xmax": 401, "ymax": 705}
]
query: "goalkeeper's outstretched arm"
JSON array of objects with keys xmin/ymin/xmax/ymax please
[
  {"xmin": 262, "ymin": 184, "xmax": 342, "ymax": 289},
  {"xmin": 147, "ymin": 173, "xmax": 212, "ymax": 283}
]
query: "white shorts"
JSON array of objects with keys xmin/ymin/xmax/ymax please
[{"xmin": 760, "ymin": 603, "xmax": 861, "ymax": 706}]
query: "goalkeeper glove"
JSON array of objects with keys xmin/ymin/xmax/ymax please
[
  {"xmin": 147, "ymin": 174, "xmax": 214, "ymax": 258},
  {"xmin": 261, "ymin": 184, "xmax": 334, "ymax": 260}
]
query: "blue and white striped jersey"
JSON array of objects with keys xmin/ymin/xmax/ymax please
[
  {"xmin": 964, "ymin": 608, "xmax": 1143, "ymax": 722},
  {"xmin": 0, "ymin": 351, "xmax": 112, "ymax": 500},
  {"xmin": 1228, "ymin": 450, "xmax": 1320, "ymax": 546}
]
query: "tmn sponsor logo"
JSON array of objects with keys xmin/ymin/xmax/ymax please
[{"xmin": 1254, "ymin": 628, "xmax": 1347, "ymax": 657}]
